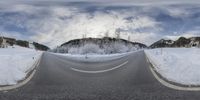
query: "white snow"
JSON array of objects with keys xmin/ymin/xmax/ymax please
[
  {"xmin": 68, "ymin": 43, "xmax": 105, "ymax": 54},
  {"xmin": 54, "ymin": 42, "xmax": 143, "ymax": 54},
  {"xmin": 52, "ymin": 51, "xmax": 136, "ymax": 63},
  {"xmin": 0, "ymin": 46, "xmax": 42, "ymax": 85},
  {"xmin": 145, "ymin": 48, "xmax": 200, "ymax": 85}
]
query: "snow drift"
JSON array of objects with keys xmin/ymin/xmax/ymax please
[
  {"xmin": 0, "ymin": 46, "xmax": 42, "ymax": 85},
  {"xmin": 145, "ymin": 48, "xmax": 200, "ymax": 85}
]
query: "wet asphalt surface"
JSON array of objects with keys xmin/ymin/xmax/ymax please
[{"xmin": 1, "ymin": 51, "xmax": 200, "ymax": 100}]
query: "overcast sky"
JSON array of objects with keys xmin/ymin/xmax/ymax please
[{"xmin": 0, "ymin": 0, "xmax": 200, "ymax": 48}]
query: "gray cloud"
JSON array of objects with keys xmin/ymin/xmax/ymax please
[
  {"xmin": 0, "ymin": 0, "xmax": 200, "ymax": 6},
  {"xmin": 0, "ymin": 1, "xmax": 199, "ymax": 48}
]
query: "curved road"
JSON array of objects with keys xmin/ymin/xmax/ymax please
[{"xmin": 1, "ymin": 51, "xmax": 200, "ymax": 100}]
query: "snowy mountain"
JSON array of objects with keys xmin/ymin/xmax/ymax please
[
  {"xmin": 0, "ymin": 36, "xmax": 49, "ymax": 51},
  {"xmin": 150, "ymin": 39, "xmax": 174, "ymax": 48},
  {"xmin": 51, "ymin": 37, "xmax": 147, "ymax": 54},
  {"xmin": 150, "ymin": 37, "xmax": 200, "ymax": 48}
]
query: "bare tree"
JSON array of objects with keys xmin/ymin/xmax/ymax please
[
  {"xmin": 104, "ymin": 31, "xmax": 109, "ymax": 37},
  {"xmin": 115, "ymin": 28, "xmax": 121, "ymax": 39},
  {"xmin": 128, "ymin": 35, "xmax": 131, "ymax": 41}
]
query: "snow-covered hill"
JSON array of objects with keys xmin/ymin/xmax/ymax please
[
  {"xmin": 51, "ymin": 37, "xmax": 147, "ymax": 54},
  {"xmin": 0, "ymin": 46, "xmax": 42, "ymax": 85},
  {"xmin": 0, "ymin": 36, "xmax": 49, "ymax": 51}
]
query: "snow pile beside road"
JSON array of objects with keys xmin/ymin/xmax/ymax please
[
  {"xmin": 0, "ymin": 46, "xmax": 42, "ymax": 85},
  {"xmin": 145, "ymin": 48, "xmax": 200, "ymax": 85},
  {"xmin": 53, "ymin": 51, "xmax": 135, "ymax": 63}
]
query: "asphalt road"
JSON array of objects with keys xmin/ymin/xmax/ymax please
[{"xmin": 1, "ymin": 51, "xmax": 200, "ymax": 100}]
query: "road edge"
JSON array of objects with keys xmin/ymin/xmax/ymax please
[
  {"xmin": 144, "ymin": 51, "xmax": 200, "ymax": 91},
  {"xmin": 0, "ymin": 53, "xmax": 43, "ymax": 91}
]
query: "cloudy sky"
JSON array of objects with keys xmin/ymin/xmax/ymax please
[{"xmin": 0, "ymin": 0, "xmax": 200, "ymax": 48}]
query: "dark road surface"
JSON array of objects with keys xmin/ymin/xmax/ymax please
[{"xmin": 1, "ymin": 51, "xmax": 200, "ymax": 100}]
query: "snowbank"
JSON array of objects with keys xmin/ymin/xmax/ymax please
[
  {"xmin": 145, "ymin": 48, "xmax": 200, "ymax": 85},
  {"xmin": 53, "ymin": 51, "xmax": 136, "ymax": 63},
  {"xmin": 0, "ymin": 46, "xmax": 42, "ymax": 85}
]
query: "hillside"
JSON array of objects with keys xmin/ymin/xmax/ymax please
[
  {"xmin": 0, "ymin": 36, "xmax": 49, "ymax": 51},
  {"xmin": 51, "ymin": 37, "xmax": 147, "ymax": 54},
  {"xmin": 150, "ymin": 37, "xmax": 200, "ymax": 48}
]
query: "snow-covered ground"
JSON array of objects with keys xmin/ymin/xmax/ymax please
[
  {"xmin": 53, "ymin": 51, "xmax": 136, "ymax": 63},
  {"xmin": 0, "ymin": 46, "xmax": 42, "ymax": 85},
  {"xmin": 145, "ymin": 48, "xmax": 200, "ymax": 85}
]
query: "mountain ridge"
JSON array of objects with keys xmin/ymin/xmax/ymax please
[{"xmin": 150, "ymin": 37, "xmax": 200, "ymax": 48}]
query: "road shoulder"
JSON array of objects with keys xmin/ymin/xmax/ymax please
[{"xmin": 145, "ymin": 52, "xmax": 200, "ymax": 91}]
